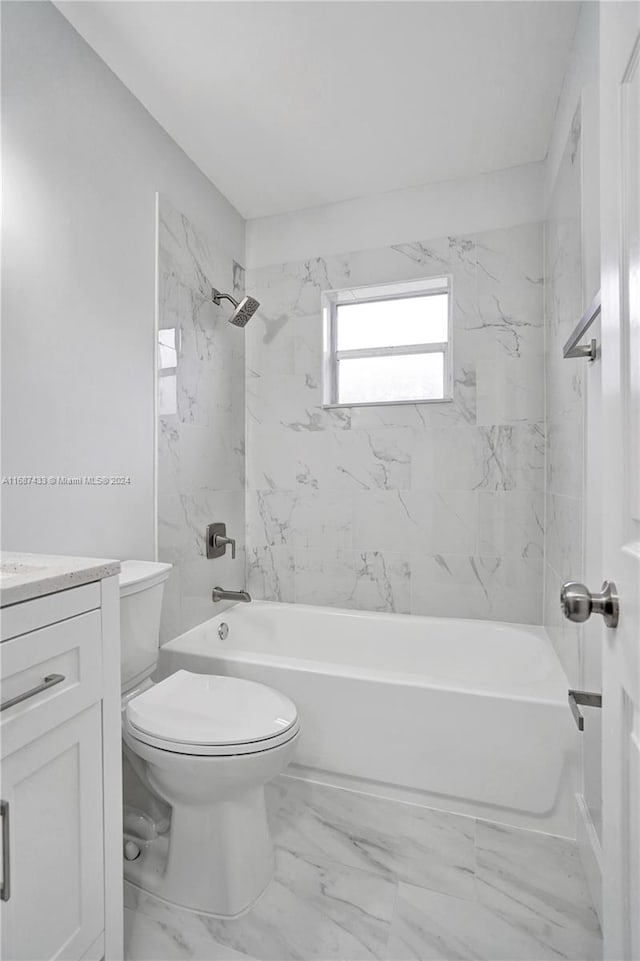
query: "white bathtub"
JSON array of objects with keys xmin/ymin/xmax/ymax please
[{"xmin": 159, "ymin": 601, "xmax": 578, "ymax": 836}]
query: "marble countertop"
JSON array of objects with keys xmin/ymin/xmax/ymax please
[{"xmin": 0, "ymin": 551, "xmax": 121, "ymax": 607}]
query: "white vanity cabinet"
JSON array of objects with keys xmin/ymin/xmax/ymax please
[{"xmin": 1, "ymin": 562, "xmax": 123, "ymax": 961}]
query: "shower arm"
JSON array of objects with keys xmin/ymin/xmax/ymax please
[{"xmin": 211, "ymin": 288, "xmax": 239, "ymax": 309}]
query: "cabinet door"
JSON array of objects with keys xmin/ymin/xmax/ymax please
[{"xmin": 1, "ymin": 705, "xmax": 104, "ymax": 961}]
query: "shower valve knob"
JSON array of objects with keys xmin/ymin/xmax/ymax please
[
  {"xmin": 214, "ymin": 533, "xmax": 236, "ymax": 560},
  {"xmin": 206, "ymin": 522, "xmax": 236, "ymax": 560},
  {"xmin": 560, "ymin": 580, "xmax": 619, "ymax": 628}
]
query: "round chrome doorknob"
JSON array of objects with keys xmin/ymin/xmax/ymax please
[
  {"xmin": 560, "ymin": 580, "xmax": 619, "ymax": 628},
  {"xmin": 560, "ymin": 582, "xmax": 592, "ymax": 622}
]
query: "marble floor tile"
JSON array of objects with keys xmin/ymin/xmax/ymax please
[
  {"xmin": 267, "ymin": 776, "xmax": 476, "ymax": 899},
  {"xmin": 124, "ymin": 779, "xmax": 601, "ymax": 961},
  {"xmin": 124, "ymin": 906, "xmax": 253, "ymax": 960},
  {"xmin": 126, "ymin": 847, "xmax": 397, "ymax": 961},
  {"xmin": 386, "ymin": 883, "xmax": 563, "ymax": 961},
  {"xmin": 474, "ymin": 822, "xmax": 601, "ymax": 961}
]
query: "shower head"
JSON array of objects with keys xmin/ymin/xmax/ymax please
[{"xmin": 211, "ymin": 288, "xmax": 260, "ymax": 328}]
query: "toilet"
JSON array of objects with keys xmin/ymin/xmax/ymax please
[{"xmin": 119, "ymin": 560, "xmax": 300, "ymax": 917}]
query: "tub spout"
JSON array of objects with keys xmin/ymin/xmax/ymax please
[{"xmin": 212, "ymin": 586, "xmax": 252, "ymax": 603}]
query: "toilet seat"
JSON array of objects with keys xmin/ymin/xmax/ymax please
[{"xmin": 124, "ymin": 670, "xmax": 300, "ymax": 756}]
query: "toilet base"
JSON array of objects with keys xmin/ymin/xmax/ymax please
[
  {"xmin": 124, "ymin": 834, "xmax": 270, "ymax": 919},
  {"xmin": 123, "ymin": 785, "xmax": 276, "ymax": 917}
]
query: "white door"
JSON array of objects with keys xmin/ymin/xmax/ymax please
[
  {"xmin": 600, "ymin": 4, "xmax": 640, "ymax": 959},
  {"xmin": 0, "ymin": 706, "xmax": 105, "ymax": 961}
]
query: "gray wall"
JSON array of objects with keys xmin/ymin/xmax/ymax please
[{"xmin": 1, "ymin": 1, "xmax": 244, "ymax": 560}]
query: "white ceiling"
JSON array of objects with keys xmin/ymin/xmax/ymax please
[{"xmin": 57, "ymin": 1, "xmax": 579, "ymax": 220}]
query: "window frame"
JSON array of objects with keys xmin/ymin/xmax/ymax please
[{"xmin": 321, "ymin": 276, "xmax": 453, "ymax": 408}]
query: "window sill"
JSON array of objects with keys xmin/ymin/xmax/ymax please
[{"xmin": 322, "ymin": 397, "xmax": 454, "ymax": 410}]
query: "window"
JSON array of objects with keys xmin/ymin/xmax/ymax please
[
  {"xmin": 322, "ymin": 277, "xmax": 452, "ymax": 407},
  {"xmin": 158, "ymin": 327, "xmax": 178, "ymax": 416}
]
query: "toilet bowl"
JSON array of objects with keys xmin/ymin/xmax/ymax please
[{"xmin": 119, "ymin": 561, "xmax": 300, "ymax": 917}]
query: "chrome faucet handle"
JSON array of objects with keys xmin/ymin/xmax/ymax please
[{"xmin": 213, "ymin": 533, "xmax": 236, "ymax": 560}]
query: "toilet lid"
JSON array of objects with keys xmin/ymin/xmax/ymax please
[{"xmin": 125, "ymin": 670, "xmax": 298, "ymax": 748}]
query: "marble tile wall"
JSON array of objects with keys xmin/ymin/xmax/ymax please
[
  {"xmin": 245, "ymin": 224, "xmax": 545, "ymax": 622},
  {"xmin": 543, "ymin": 109, "xmax": 585, "ymax": 681},
  {"xmin": 157, "ymin": 197, "xmax": 246, "ymax": 640}
]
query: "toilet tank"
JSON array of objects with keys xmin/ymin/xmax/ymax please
[{"xmin": 120, "ymin": 560, "xmax": 172, "ymax": 693}]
